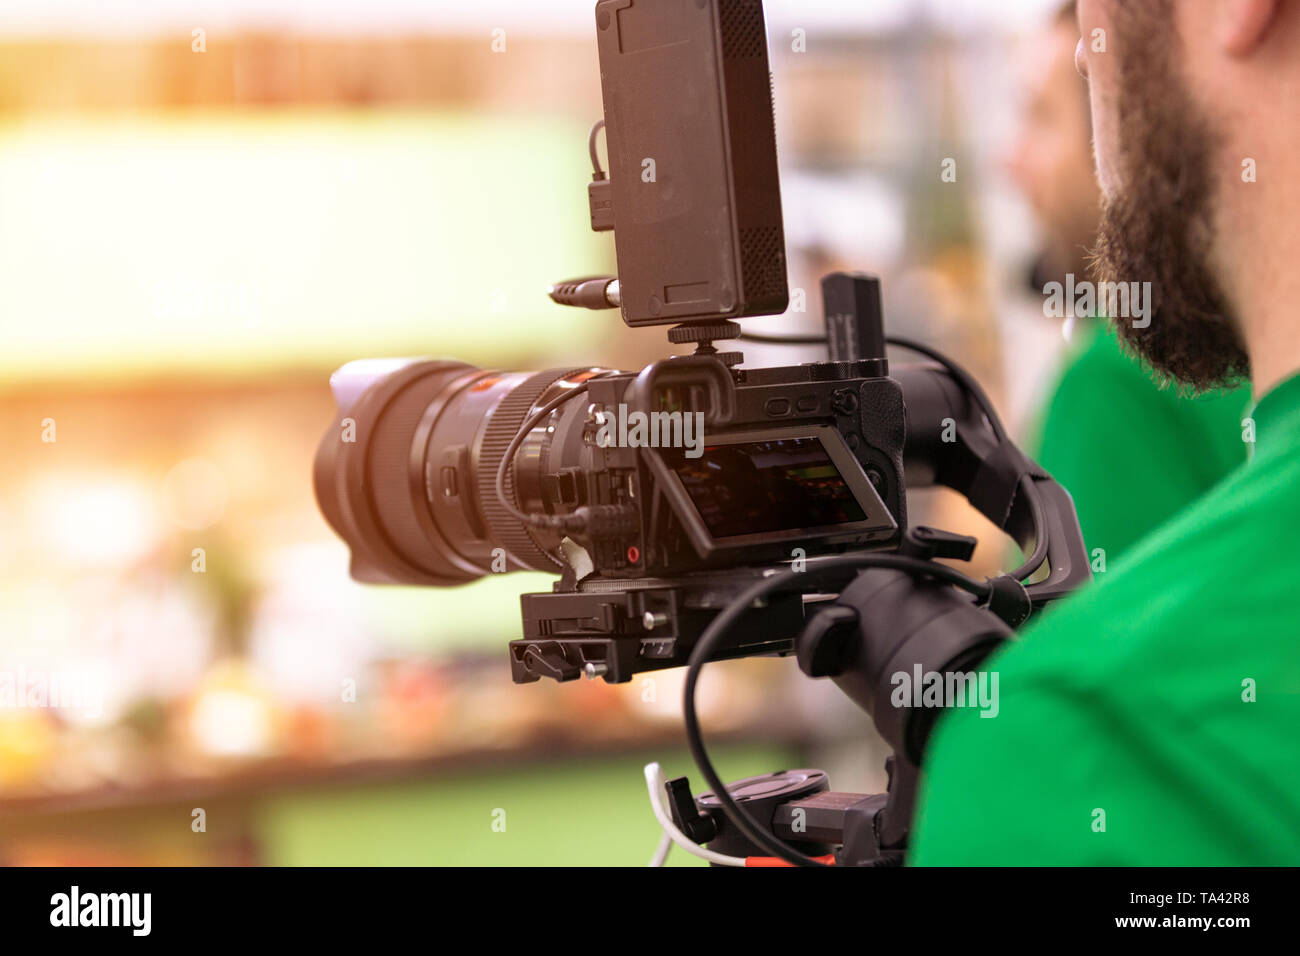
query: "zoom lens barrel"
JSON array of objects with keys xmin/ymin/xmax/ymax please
[{"xmin": 313, "ymin": 358, "xmax": 603, "ymax": 586}]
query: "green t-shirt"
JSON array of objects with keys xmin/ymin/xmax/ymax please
[
  {"xmin": 911, "ymin": 372, "xmax": 1300, "ymax": 865},
  {"xmin": 1033, "ymin": 320, "xmax": 1251, "ymax": 561}
]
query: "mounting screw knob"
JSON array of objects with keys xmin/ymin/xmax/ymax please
[
  {"xmin": 667, "ymin": 321, "xmax": 741, "ymax": 344},
  {"xmin": 795, "ymin": 605, "xmax": 860, "ymax": 678}
]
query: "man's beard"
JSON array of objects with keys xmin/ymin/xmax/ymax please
[{"xmin": 1090, "ymin": 2, "xmax": 1250, "ymax": 391}]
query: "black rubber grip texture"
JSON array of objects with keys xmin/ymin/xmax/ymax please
[{"xmin": 477, "ymin": 368, "xmax": 584, "ymax": 571}]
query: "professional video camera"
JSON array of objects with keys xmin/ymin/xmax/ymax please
[{"xmin": 313, "ymin": 0, "xmax": 1091, "ymax": 866}]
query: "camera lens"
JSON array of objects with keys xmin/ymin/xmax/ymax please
[{"xmin": 313, "ymin": 358, "xmax": 600, "ymax": 585}]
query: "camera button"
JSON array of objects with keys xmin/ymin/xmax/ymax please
[{"xmin": 764, "ymin": 397, "xmax": 791, "ymax": 416}]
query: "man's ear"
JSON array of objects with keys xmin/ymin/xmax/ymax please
[{"xmin": 1219, "ymin": 0, "xmax": 1282, "ymax": 56}]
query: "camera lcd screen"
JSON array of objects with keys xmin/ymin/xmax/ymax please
[{"xmin": 659, "ymin": 436, "xmax": 868, "ymax": 540}]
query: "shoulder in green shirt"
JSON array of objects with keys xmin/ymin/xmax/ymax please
[
  {"xmin": 911, "ymin": 373, "xmax": 1300, "ymax": 865},
  {"xmin": 1034, "ymin": 320, "xmax": 1250, "ymax": 561}
]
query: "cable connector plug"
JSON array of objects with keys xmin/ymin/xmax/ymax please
[
  {"xmin": 589, "ymin": 177, "xmax": 614, "ymax": 232},
  {"xmin": 531, "ymin": 504, "xmax": 637, "ymax": 537},
  {"xmin": 548, "ymin": 276, "xmax": 620, "ymax": 311},
  {"xmin": 981, "ymin": 573, "xmax": 1033, "ymax": 629},
  {"xmin": 586, "ymin": 118, "xmax": 614, "ymax": 232}
]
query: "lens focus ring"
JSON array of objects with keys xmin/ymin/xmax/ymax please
[{"xmin": 477, "ymin": 368, "xmax": 583, "ymax": 571}]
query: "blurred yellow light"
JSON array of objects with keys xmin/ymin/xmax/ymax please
[{"xmin": 0, "ymin": 711, "xmax": 56, "ymax": 789}]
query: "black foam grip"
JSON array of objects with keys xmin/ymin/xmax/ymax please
[{"xmin": 968, "ymin": 442, "xmax": 1049, "ymax": 530}]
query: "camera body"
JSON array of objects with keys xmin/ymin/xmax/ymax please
[
  {"xmin": 549, "ymin": 355, "xmax": 907, "ymax": 580},
  {"xmin": 498, "ymin": 348, "xmax": 913, "ymax": 687}
]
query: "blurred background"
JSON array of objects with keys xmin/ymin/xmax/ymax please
[{"xmin": 0, "ymin": 0, "xmax": 1075, "ymax": 864}]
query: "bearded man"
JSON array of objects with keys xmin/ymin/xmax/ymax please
[
  {"xmin": 1008, "ymin": 2, "xmax": 1251, "ymax": 564},
  {"xmin": 913, "ymin": 0, "xmax": 1300, "ymax": 864}
]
